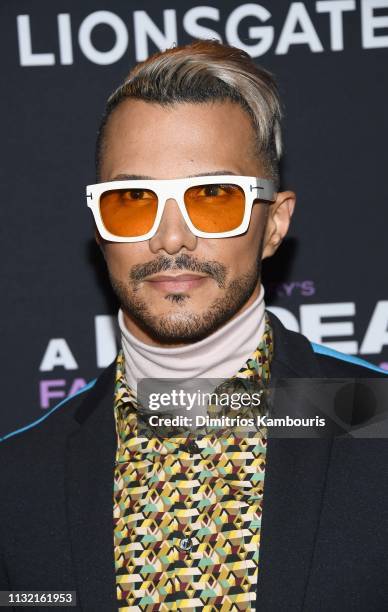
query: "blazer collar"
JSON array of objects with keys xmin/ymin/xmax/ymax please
[
  {"xmin": 257, "ymin": 311, "xmax": 333, "ymax": 610},
  {"xmin": 66, "ymin": 312, "xmax": 332, "ymax": 611},
  {"xmin": 267, "ymin": 310, "xmax": 323, "ymax": 379},
  {"xmin": 65, "ymin": 360, "xmax": 118, "ymax": 610}
]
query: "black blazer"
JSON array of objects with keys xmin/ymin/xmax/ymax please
[{"xmin": 1, "ymin": 312, "xmax": 388, "ymax": 611}]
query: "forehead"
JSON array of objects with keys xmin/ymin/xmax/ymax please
[{"xmin": 99, "ymin": 99, "xmax": 260, "ymax": 181}]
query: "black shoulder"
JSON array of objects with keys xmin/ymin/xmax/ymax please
[
  {"xmin": 0, "ymin": 384, "xmax": 92, "ymax": 492},
  {"xmin": 0, "ymin": 360, "xmax": 116, "ymax": 495},
  {"xmin": 311, "ymin": 343, "xmax": 388, "ymax": 378},
  {"xmin": 0, "ymin": 358, "xmax": 116, "ymax": 449},
  {"xmin": 0, "ymin": 378, "xmax": 96, "ymax": 455},
  {"xmin": 267, "ymin": 309, "xmax": 387, "ymax": 379}
]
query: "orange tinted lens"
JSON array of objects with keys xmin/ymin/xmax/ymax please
[
  {"xmin": 184, "ymin": 183, "xmax": 245, "ymax": 233},
  {"xmin": 99, "ymin": 188, "xmax": 158, "ymax": 237}
]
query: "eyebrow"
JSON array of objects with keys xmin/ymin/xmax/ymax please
[{"xmin": 108, "ymin": 170, "xmax": 238, "ymax": 181}]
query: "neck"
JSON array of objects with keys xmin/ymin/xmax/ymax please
[{"xmin": 118, "ymin": 285, "xmax": 266, "ymax": 391}]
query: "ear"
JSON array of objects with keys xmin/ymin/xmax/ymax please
[{"xmin": 262, "ymin": 190, "xmax": 296, "ymax": 259}]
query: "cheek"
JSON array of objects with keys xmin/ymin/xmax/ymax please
[
  {"xmin": 102, "ymin": 244, "xmax": 146, "ymax": 277},
  {"xmin": 204, "ymin": 237, "xmax": 258, "ymax": 277},
  {"xmin": 215, "ymin": 212, "xmax": 265, "ymax": 269}
]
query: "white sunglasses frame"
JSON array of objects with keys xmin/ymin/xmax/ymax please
[{"xmin": 86, "ymin": 175, "xmax": 276, "ymax": 242}]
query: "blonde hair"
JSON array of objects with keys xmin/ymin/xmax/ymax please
[{"xmin": 96, "ymin": 40, "xmax": 282, "ymax": 184}]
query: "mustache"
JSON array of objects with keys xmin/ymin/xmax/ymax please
[{"xmin": 129, "ymin": 254, "xmax": 227, "ymax": 288}]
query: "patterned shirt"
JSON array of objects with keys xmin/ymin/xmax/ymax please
[{"xmin": 113, "ymin": 316, "xmax": 273, "ymax": 611}]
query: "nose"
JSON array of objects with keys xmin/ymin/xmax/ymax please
[{"xmin": 148, "ymin": 198, "xmax": 197, "ymax": 255}]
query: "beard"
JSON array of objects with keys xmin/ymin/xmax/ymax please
[{"xmin": 109, "ymin": 250, "xmax": 263, "ymax": 345}]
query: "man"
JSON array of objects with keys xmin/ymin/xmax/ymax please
[{"xmin": 1, "ymin": 40, "xmax": 387, "ymax": 612}]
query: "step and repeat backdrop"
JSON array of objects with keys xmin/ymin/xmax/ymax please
[{"xmin": 1, "ymin": 0, "xmax": 387, "ymax": 436}]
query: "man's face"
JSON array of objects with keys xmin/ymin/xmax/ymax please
[{"xmin": 98, "ymin": 99, "xmax": 294, "ymax": 345}]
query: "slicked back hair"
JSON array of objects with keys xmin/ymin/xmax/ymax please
[{"xmin": 95, "ymin": 40, "xmax": 283, "ymax": 186}]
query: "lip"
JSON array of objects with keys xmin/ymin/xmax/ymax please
[
  {"xmin": 145, "ymin": 273, "xmax": 209, "ymax": 293},
  {"xmin": 147, "ymin": 274, "xmax": 207, "ymax": 281}
]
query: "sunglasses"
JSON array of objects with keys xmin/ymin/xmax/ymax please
[{"xmin": 86, "ymin": 175, "xmax": 276, "ymax": 242}]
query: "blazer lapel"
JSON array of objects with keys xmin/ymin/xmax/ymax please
[
  {"xmin": 65, "ymin": 362, "xmax": 117, "ymax": 611},
  {"xmin": 257, "ymin": 313, "xmax": 334, "ymax": 611}
]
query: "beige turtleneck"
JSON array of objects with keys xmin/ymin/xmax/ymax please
[{"xmin": 118, "ymin": 285, "xmax": 266, "ymax": 391}]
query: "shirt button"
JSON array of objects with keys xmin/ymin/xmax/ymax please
[{"xmin": 180, "ymin": 537, "xmax": 193, "ymax": 551}]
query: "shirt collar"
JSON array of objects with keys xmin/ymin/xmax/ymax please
[{"xmin": 114, "ymin": 313, "xmax": 273, "ymax": 461}]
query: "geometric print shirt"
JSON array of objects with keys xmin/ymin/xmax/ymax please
[{"xmin": 113, "ymin": 314, "xmax": 273, "ymax": 611}]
